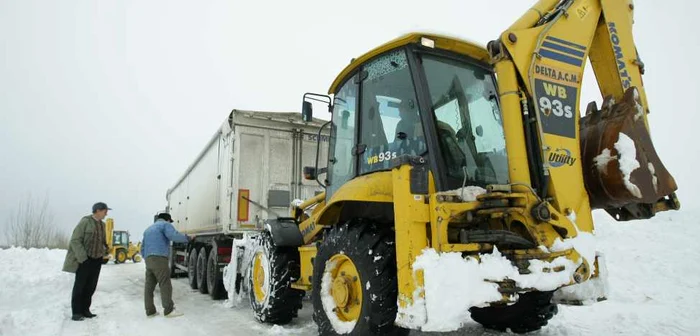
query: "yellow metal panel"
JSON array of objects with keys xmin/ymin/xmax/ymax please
[
  {"xmin": 502, "ymin": 0, "xmax": 603, "ymax": 235},
  {"xmin": 507, "ymin": 0, "xmax": 561, "ymax": 31},
  {"xmin": 593, "ymin": 0, "xmax": 649, "ymax": 122},
  {"xmin": 298, "ymin": 172, "xmax": 394, "ymax": 244},
  {"xmin": 294, "ymin": 244, "xmax": 317, "ymax": 290},
  {"xmin": 494, "ymin": 60, "xmax": 532, "ymax": 190},
  {"xmin": 392, "ymin": 164, "xmax": 430, "ymax": 320}
]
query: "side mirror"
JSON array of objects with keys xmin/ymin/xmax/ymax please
[
  {"xmin": 303, "ymin": 166, "xmax": 317, "ymax": 180},
  {"xmin": 303, "ymin": 166, "xmax": 327, "ymax": 180},
  {"xmin": 476, "ymin": 125, "xmax": 483, "ymax": 137},
  {"xmin": 302, "ymin": 101, "xmax": 313, "ymax": 122}
]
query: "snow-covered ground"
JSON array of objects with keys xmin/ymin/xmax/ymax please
[{"xmin": 1, "ymin": 208, "xmax": 699, "ymax": 336}]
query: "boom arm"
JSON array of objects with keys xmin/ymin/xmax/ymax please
[{"xmin": 492, "ymin": 0, "xmax": 679, "ymax": 229}]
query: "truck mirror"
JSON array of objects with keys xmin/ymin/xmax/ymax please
[
  {"xmin": 302, "ymin": 101, "xmax": 313, "ymax": 122},
  {"xmin": 303, "ymin": 166, "xmax": 317, "ymax": 180}
]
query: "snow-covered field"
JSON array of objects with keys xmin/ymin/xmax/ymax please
[{"xmin": 1, "ymin": 208, "xmax": 699, "ymax": 336}]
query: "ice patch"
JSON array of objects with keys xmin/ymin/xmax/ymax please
[
  {"xmin": 408, "ymin": 247, "xmax": 578, "ymax": 332},
  {"xmin": 594, "ymin": 133, "xmax": 642, "ymax": 198},
  {"xmin": 373, "ymin": 256, "xmax": 382, "ymax": 262},
  {"xmin": 441, "ymin": 186, "xmax": 487, "ymax": 202},
  {"xmin": 320, "ymin": 260, "xmax": 356, "ymax": 334},
  {"xmin": 224, "ymin": 233, "xmax": 258, "ymax": 308},
  {"xmin": 366, "ymin": 281, "xmax": 371, "ymax": 290},
  {"xmin": 648, "ymin": 162, "xmax": 658, "ymax": 192},
  {"xmin": 594, "ymin": 148, "xmax": 614, "ymax": 173},
  {"xmin": 615, "ymin": 133, "xmax": 642, "ymax": 198}
]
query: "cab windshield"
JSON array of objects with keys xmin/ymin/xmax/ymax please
[{"xmin": 422, "ymin": 54, "xmax": 509, "ymax": 189}]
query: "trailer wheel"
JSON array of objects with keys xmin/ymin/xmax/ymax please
[
  {"xmin": 249, "ymin": 231, "xmax": 304, "ymax": 325},
  {"xmin": 188, "ymin": 248, "xmax": 198, "ymax": 289},
  {"xmin": 197, "ymin": 247, "xmax": 209, "ymax": 294},
  {"xmin": 469, "ymin": 291, "xmax": 558, "ymax": 334},
  {"xmin": 311, "ymin": 219, "xmax": 408, "ymax": 336},
  {"xmin": 207, "ymin": 246, "xmax": 227, "ymax": 300}
]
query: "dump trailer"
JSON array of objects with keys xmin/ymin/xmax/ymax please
[
  {"xmin": 164, "ymin": 109, "xmax": 328, "ymax": 299},
  {"xmin": 241, "ymin": 1, "xmax": 681, "ymax": 335}
]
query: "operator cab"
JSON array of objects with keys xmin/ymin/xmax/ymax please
[
  {"xmin": 113, "ymin": 230, "xmax": 129, "ymax": 247},
  {"xmin": 304, "ymin": 33, "xmax": 509, "ymax": 198}
]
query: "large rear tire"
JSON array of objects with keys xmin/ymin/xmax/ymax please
[
  {"xmin": 207, "ymin": 247, "xmax": 227, "ymax": 300},
  {"xmin": 248, "ymin": 231, "xmax": 304, "ymax": 325},
  {"xmin": 469, "ymin": 291, "xmax": 558, "ymax": 334},
  {"xmin": 188, "ymin": 248, "xmax": 198, "ymax": 290},
  {"xmin": 311, "ymin": 219, "xmax": 408, "ymax": 336},
  {"xmin": 197, "ymin": 247, "xmax": 209, "ymax": 294}
]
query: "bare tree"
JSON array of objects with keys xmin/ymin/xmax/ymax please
[{"xmin": 4, "ymin": 193, "xmax": 68, "ymax": 249}]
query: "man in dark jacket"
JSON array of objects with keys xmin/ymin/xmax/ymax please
[
  {"xmin": 142, "ymin": 212, "xmax": 190, "ymax": 317},
  {"xmin": 62, "ymin": 202, "xmax": 110, "ymax": 321}
]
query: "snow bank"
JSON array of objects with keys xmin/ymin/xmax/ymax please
[
  {"xmin": 407, "ymin": 246, "xmax": 580, "ymax": 332},
  {"xmin": 0, "ymin": 247, "xmax": 73, "ymax": 336}
]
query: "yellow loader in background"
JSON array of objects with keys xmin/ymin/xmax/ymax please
[{"xmin": 102, "ymin": 218, "xmax": 142, "ymax": 264}]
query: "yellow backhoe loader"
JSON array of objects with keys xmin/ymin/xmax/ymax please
[
  {"xmin": 246, "ymin": 0, "xmax": 680, "ymax": 334},
  {"xmin": 103, "ymin": 218, "xmax": 142, "ymax": 264}
]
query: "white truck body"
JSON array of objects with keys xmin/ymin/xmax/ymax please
[{"xmin": 166, "ymin": 109, "xmax": 329, "ymax": 235}]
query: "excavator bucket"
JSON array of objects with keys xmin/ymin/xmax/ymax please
[{"xmin": 580, "ymin": 87, "xmax": 680, "ymax": 221}]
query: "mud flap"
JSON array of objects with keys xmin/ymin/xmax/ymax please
[
  {"xmin": 552, "ymin": 253, "xmax": 609, "ymax": 305},
  {"xmin": 580, "ymin": 87, "xmax": 680, "ymax": 220}
]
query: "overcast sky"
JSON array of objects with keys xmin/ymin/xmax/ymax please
[{"xmin": 1, "ymin": 0, "xmax": 697, "ymax": 241}]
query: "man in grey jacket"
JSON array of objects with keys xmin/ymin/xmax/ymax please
[
  {"xmin": 62, "ymin": 202, "xmax": 110, "ymax": 321},
  {"xmin": 141, "ymin": 212, "xmax": 191, "ymax": 317}
]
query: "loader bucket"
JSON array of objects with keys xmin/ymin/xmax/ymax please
[{"xmin": 579, "ymin": 87, "xmax": 679, "ymax": 221}]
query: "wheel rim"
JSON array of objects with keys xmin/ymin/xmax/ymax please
[
  {"xmin": 252, "ymin": 251, "xmax": 269, "ymax": 304},
  {"xmin": 326, "ymin": 254, "xmax": 362, "ymax": 323},
  {"xmin": 117, "ymin": 251, "xmax": 126, "ymax": 263}
]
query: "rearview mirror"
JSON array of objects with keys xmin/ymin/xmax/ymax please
[
  {"xmin": 302, "ymin": 101, "xmax": 313, "ymax": 122},
  {"xmin": 301, "ymin": 93, "xmax": 332, "ymax": 123},
  {"xmin": 303, "ymin": 166, "xmax": 328, "ymax": 180},
  {"xmin": 476, "ymin": 125, "xmax": 483, "ymax": 137}
]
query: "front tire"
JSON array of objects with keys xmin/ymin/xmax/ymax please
[
  {"xmin": 469, "ymin": 291, "xmax": 558, "ymax": 334},
  {"xmin": 248, "ymin": 231, "xmax": 304, "ymax": 325},
  {"xmin": 311, "ymin": 219, "xmax": 408, "ymax": 336},
  {"xmin": 115, "ymin": 249, "xmax": 127, "ymax": 264},
  {"xmin": 197, "ymin": 247, "xmax": 209, "ymax": 294}
]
